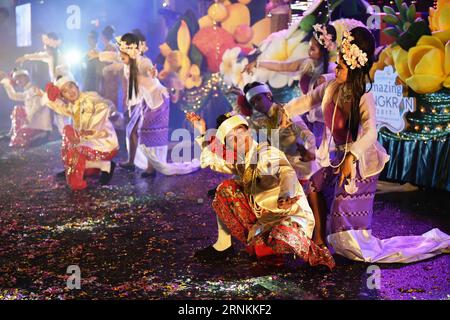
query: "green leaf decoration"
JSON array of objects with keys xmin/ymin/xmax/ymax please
[
  {"xmin": 383, "ymin": 6, "xmax": 396, "ymax": 16},
  {"xmin": 403, "ymin": 21, "xmax": 411, "ymax": 32},
  {"xmin": 299, "ymin": 14, "xmax": 317, "ymax": 33},
  {"xmin": 383, "ymin": 14, "xmax": 400, "ymax": 25},
  {"xmin": 407, "ymin": 5, "xmax": 416, "ymax": 23},
  {"xmin": 384, "ymin": 27, "xmax": 400, "ymax": 38},
  {"xmin": 188, "ymin": 44, "xmax": 204, "ymax": 70},
  {"xmin": 397, "ymin": 20, "xmax": 431, "ymax": 51},
  {"xmin": 400, "ymin": 3, "xmax": 408, "ymax": 21}
]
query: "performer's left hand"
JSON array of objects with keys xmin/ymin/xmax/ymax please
[
  {"xmin": 0, "ymin": 71, "xmax": 7, "ymax": 81},
  {"xmin": 277, "ymin": 195, "xmax": 300, "ymax": 209},
  {"xmin": 336, "ymin": 153, "xmax": 355, "ymax": 187}
]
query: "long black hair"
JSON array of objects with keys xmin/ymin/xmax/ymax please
[
  {"xmin": 340, "ymin": 27, "xmax": 375, "ymax": 141},
  {"xmin": 120, "ymin": 33, "xmax": 140, "ymax": 101},
  {"xmin": 132, "ymin": 28, "xmax": 146, "ymax": 42},
  {"xmin": 304, "ymin": 24, "xmax": 337, "ymax": 74},
  {"xmin": 133, "ymin": 28, "xmax": 147, "ymax": 56}
]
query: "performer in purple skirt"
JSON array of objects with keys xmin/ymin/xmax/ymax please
[
  {"xmin": 281, "ymin": 26, "xmax": 449, "ymax": 263},
  {"xmin": 93, "ymin": 33, "xmax": 199, "ymax": 177}
]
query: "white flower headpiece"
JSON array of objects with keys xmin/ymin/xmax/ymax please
[
  {"xmin": 116, "ymin": 36, "xmax": 141, "ymax": 60},
  {"xmin": 313, "ymin": 24, "xmax": 336, "ymax": 52},
  {"xmin": 42, "ymin": 34, "xmax": 61, "ymax": 49},
  {"xmin": 340, "ymin": 30, "xmax": 368, "ymax": 70},
  {"xmin": 139, "ymin": 41, "xmax": 149, "ymax": 54}
]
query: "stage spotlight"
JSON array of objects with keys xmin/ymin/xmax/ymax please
[{"xmin": 64, "ymin": 49, "xmax": 83, "ymax": 66}]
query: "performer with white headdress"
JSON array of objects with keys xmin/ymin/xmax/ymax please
[
  {"xmin": 186, "ymin": 111, "xmax": 335, "ymax": 269},
  {"xmin": 90, "ymin": 33, "xmax": 199, "ymax": 177},
  {"xmin": 0, "ymin": 68, "xmax": 52, "ymax": 147},
  {"xmin": 242, "ymin": 81, "xmax": 319, "ymax": 182},
  {"xmin": 41, "ymin": 75, "xmax": 119, "ymax": 190},
  {"xmin": 245, "ymin": 23, "xmax": 338, "ymax": 148},
  {"xmin": 16, "ymin": 32, "xmax": 72, "ymax": 134}
]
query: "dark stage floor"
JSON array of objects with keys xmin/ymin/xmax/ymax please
[{"xmin": 0, "ymin": 135, "xmax": 449, "ymax": 300}]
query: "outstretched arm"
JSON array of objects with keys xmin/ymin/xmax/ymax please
[
  {"xmin": 97, "ymin": 51, "xmax": 122, "ymax": 64},
  {"xmin": 17, "ymin": 51, "xmax": 51, "ymax": 65},
  {"xmin": 186, "ymin": 112, "xmax": 237, "ymax": 175},
  {"xmin": 258, "ymin": 58, "xmax": 305, "ymax": 73},
  {"xmin": 284, "ymin": 81, "xmax": 328, "ymax": 119},
  {"xmin": 0, "ymin": 78, "xmax": 26, "ymax": 101},
  {"xmin": 41, "ymin": 93, "xmax": 72, "ymax": 118}
]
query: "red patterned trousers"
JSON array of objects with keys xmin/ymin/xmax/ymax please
[
  {"xmin": 212, "ymin": 179, "xmax": 335, "ymax": 270},
  {"xmin": 61, "ymin": 125, "xmax": 117, "ymax": 190},
  {"xmin": 10, "ymin": 106, "xmax": 46, "ymax": 148}
]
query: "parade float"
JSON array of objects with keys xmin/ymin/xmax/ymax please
[
  {"xmin": 373, "ymin": 0, "xmax": 450, "ymax": 191},
  {"xmin": 156, "ymin": 0, "xmax": 272, "ymax": 120},
  {"xmin": 157, "ymin": 0, "xmax": 449, "ymax": 191}
]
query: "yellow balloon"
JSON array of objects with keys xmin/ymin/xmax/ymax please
[
  {"xmin": 199, "ymin": 15, "xmax": 214, "ymax": 29},
  {"xmin": 177, "ymin": 20, "xmax": 191, "ymax": 55},
  {"xmin": 207, "ymin": 3, "xmax": 229, "ymax": 23},
  {"xmin": 222, "ymin": 3, "xmax": 250, "ymax": 35},
  {"xmin": 238, "ymin": 0, "xmax": 252, "ymax": 4},
  {"xmin": 159, "ymin": 43, "xmax": 172, "ymax": 58},
  {"xmin": 251, "ymin": 18, "xmax": 272, "ymax": 46}
]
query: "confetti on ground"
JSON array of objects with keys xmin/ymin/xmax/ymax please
[{"xmin": 0, "ymin": 133, "xmax": 448, "ymax": 300}]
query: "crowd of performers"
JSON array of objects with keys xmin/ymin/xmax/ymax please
[
  {"xmin": 1, "ymin": 24, "xmax": 449, "ymax": 270},
  {"xmin": 1, "ymin": 29, "xmax": 200, "ymax": 190}
]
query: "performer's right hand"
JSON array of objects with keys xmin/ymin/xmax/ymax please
[{"xmin": 186, "ymin": 112, "xmax": 206, "ymax": 135}]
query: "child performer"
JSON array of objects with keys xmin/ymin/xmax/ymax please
[
  {"xmin": 92, "ymin": 33, "xmax": 199, "ymax": 177},
  {"xmin": 0, "ymin": 68, "xmax": 52, "ymax": 147},
  {"xmin": 16, "ymin": 32, "xmax": 72, "ymax": 134},
  {"xmin": 280, "ymin": 27, "xmax": 449, "ymax": 263},
  {"xmin": 246, "ymin": 24, "xmax": 338, "ymax": 147},
  {"xmin": 186, "ymin": 112, "xmax": 335, "ymax": 270},
  {"xmin": 242, "ymin": 81, "xmax": 319, "ymax": 182},
  {"xmin": 42, "ymin": 76, "xmax": 119, "ymax": 190}
]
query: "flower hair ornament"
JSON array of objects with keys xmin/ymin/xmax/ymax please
[
  {"xmin": 116, "ymin": 36, "xmax": 141, "ymax": 60},
  {"xmin": 139, "ymin": 41, "xmax": 149, "ymax": 54},
  {"xmin": 313, "ymin": 24, "xmax": 336, "ymax": 52},
  {"xmin": 340, "ymin": 30, "xmax": 368, "ymax": 70},
  {"xmin": 42, "ymin": 34, "xmax": 61, "ymax": 49}
]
